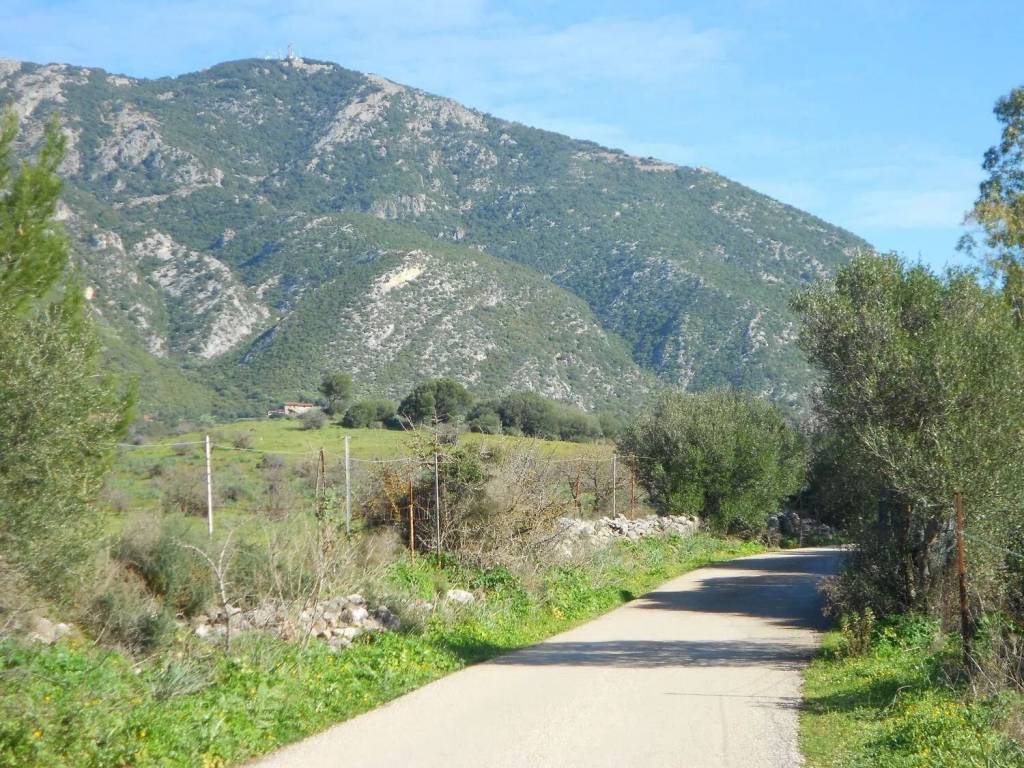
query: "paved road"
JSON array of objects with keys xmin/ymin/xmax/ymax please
[{"xmin": 250, "ymin": 547, "xmax": 841, "ymax": 768}]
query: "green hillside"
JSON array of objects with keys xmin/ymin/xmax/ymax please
[{"xmin": 0, "ymin": 56, "xmax": 869, "ymax": 418}]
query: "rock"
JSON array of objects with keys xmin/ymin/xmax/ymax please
[
  {"xmin": 250, "ymin": 607, "xmax": 275, "ymax": 627},
  {"xmin": 28, "ymin": 616, "xmax": 57, "ymax": 644},
  {"xmin": 781, "ymin": 510, "xmax": 801, "ymax": 537},
  {"xmin": 323, "ymin": 611, "xmax": 339, "ymax": 626},
  {"xmin": 194, "ymin": 624, "xmax": 212, "ymax": 639},
  {"xmin": 373, "ymin": 607, "xmax": 401, "ymax": 631},
  {"xmin": 346, "ymin": 594, "xmax": 367, "ymax": 606},
  {"xmin": 445, "ymin": 589, "xmax": 475, "ymax": 605},
  {"xmin": 341, "ymin": 604, "xmax": 369, "ymax": 624},
  {"xmin": 337, "ymin": 626, "xmax": 361, "ymax": 641}
]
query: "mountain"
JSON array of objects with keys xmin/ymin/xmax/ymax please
[{"xmin": 0, "ymin": 56, "xmax": 868, "ymax": 418}]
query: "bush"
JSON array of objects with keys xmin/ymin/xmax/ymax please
[
  {"xmin": 399, "ymin": 378, "xmax": 473, "ymax": 424},
  {"xmin": 838, "ymin": 607, "xmax": 877, "ymax": 656},
  {"xmin": 466, "ymin": 402, "xmax": 503, "ymax": 434},
  {"xmin": 300, "ymin": 409, "xmax": 327, "ymax": 430},
  {"xmin": 115, "ymin": 517, "xmax": 214, "ymax": 618},
  {"xmin": 342, "ymin": 399, "xmax": 397, "ymax": 428},
  {"xmin": 86, "ymin": 570, "xmax": 174, "ymax": 653},
  {"xmin": 159, "ymin": 464, "xmax": 209, "ymax": 517},
  {"xmin": 619, "ymin": 389, "xmax": 806, "ymax": 531}
]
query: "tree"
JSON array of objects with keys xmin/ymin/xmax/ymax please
[
  {"xmin": 618, "ymin": 389, "xmax": 805, "ymax": 531},
  {"xmin": 0, "ymin": 112, "xmax": 67, "ymax": 312},
  {"xmin": 0, "ymin": 112, "xmax": 133, "ymax": 593},
  {"xmin": 398, "ymin": 378, "xmax": 472, "ymax": 424},
  {"xmin": 969, "ymin": 86, "xmax": 1024, "ymax": 323},
  {"xmin": 319, "ymin": 372, "xmax": 352, "ymax": 415},
  {"xmin": 791, "ymin": 252, "xmax": 1024, "ymax": 609},
  {"xmin": 495, "ymin": 391, "xmax": 559, "ymax": 439},
  {"xmin": 341, "ymin": 399, "xmax": 397, "ymax": 428}
]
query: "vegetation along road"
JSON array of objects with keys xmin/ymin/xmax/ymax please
[{"xmin": 250, "ymin": 548, "xmax": 841, "ymax": 768}]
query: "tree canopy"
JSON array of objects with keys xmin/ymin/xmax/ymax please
[
  {"xmin": 0, "ymin": 112, "xmax": 133, "ymax": 592},
  {"xmin": 618, "ymin": 389, "xmax": 805, "ymax": 531}
]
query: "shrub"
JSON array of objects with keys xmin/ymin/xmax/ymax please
[
  {"xmin": 300, "ymin": 409, "xmax": 327, "ymax": 430},
  {"xmin": 115, "ymin": 517, "xmax": 215, "ymax": 618},
  {"xmin": 838, "ymin": 607, "xmax": 877, "ymax": 656},
  {"xmin": 86, "ymin": 569, "xmax": 174, "ymax": 653},
  {"xmin": 399, "ymin": 378, "xmax": 472, "ymax": 424},
  {"xmin": 619, "ymin": 389, "xmax": 806, "ymax": 531},
  {"xmin": 467, "ymin": 406, "xmax": 503, "ymax": 434},
  {"xmin": 159, "ymin": 464, "xmax": 209, "ymax": 517},
  {"xmin": 342, "ymin": 399, "xmax": 397, "ymax": 428}
]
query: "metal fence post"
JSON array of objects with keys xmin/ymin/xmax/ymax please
[
  {"xmin": 204, "ymin": 434, "xmax": 214, "ymax": 537},
  {"xmin": 344, "ymin": 435, "xmax": 351, "ymax": 534}
]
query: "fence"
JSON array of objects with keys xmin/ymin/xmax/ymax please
[{"xmin": 110, "ymin": 433, "xmax": 655, "ymax": 556}]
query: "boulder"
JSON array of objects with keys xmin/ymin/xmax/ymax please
[
  {"xmin": 445, "ymin": 588, "xmax": 475, "ymax": 605},
  {"xmin": 373, "ymin": 607, "xmax": 401, "ymax": 631},
  {"xmin": 27, "ymin": 616, "xmax": 57, "ymax": 644},
  {"xmin": 341, "ymin": 604, "xmax": 369, "ymax": 624}
]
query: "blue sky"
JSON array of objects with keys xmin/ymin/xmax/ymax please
[{"xmin": 1, "ymin": 0, "xmax": 1020, "ymax": 269}]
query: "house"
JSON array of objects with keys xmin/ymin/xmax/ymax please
[{"xmin": 267, "ymin": 402, "xmax": 317, "ymax": 418}]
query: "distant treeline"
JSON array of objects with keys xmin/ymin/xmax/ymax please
[{"xmin": 315, "ymin": 374, "xmax": 622, "ymax": 442}]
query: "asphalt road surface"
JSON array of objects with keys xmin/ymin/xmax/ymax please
[{"xmin": 249, "ymin": 547, "xmax": 842, "ymax": 768}]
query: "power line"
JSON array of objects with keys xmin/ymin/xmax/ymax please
[{"xmin": 211, "ymin": 443, "xmax": 315, "ymax": 456}]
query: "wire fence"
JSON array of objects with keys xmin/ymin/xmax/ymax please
[{"xmin": 107, "ymin": 433, "xmax": 652, "ymax": 555}]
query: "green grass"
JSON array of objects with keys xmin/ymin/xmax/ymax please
[
  {"xmin": 103, "ymin": 418, "xmax": 610, "ymax": 519},
  {"xmin": 801, "ymin": 617, "xmax": 1024, "ymax": 768},
  {"xmin": 0, "ymin": 534, "xmax": 759, "ymax": 767}
]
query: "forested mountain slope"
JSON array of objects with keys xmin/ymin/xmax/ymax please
[{"xmin": 0, "ymin": 56, "xmax": 868, "ymax": 417}]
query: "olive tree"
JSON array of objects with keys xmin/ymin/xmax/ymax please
[
  {"xmin": 792, "ymin": 252, "xmax": 1024, "ymax": 609},
  {"xmin": 619, "ymin": 389, "xmax": 805, "ymax": 531}
]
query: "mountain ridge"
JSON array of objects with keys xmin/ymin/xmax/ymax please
[{"xmin": 0, "ymin": 55, "xmax": 869, "ymax": 418}]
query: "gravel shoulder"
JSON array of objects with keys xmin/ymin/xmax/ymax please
[{"xmin": 249, "ymin": 547, "xmax": 841, "ymax": 768}]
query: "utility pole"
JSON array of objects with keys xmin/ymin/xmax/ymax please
[
  {"xmin": 344, "ymin": 436, "xmax": 351, "ymax": 534},
  {"xmin": 204, "ymin": 435, "xmax": 214, "ymax": 537},
  {"xmin": 954, "ymin": 491, "xmax": 971, "ymax": 668}
]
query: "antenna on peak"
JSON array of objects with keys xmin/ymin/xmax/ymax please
[{"xmin": 285, "ymin": 42, "xmax": 297, "ymax": 61}]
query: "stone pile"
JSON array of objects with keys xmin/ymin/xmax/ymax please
[
  {"xmin": 555, "ymin": 513, "xmax": 700, "ymax": 556},
  {"xmin": 191, "ymin": 593, "xmax": 401, "ymax": 652}
]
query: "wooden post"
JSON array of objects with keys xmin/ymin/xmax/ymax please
[
  {"xmin": 408, "ymin": 475, "xmax": 415, "ymax": 554},
  {"xmin": 955, "ymin": 491, "xmax": 972, "ymax": 668},
  {"xmin": 315, "ymin": 447, "xmax": 326, "ymax": 520},
  {"xmin": 343, "ymin": 436, "xmax": 351, "ymax": 534},
  {"xmin": 611, "ymin": 454, "xmax": 618, "ymax": 517},
  {"xmin": 204, "ymin": 435, "xmax": 214, "ymax": 536},
  {"xmin": 574, "ymin": 461, "xmax": 582, "ymax": 517},
  {"xmin": 630, "ymin": 469, "xmax": 636, "ymax": 517},
  {"xmin": 434, "ymin": 453, "xmax": 441, "ymax": 554}
]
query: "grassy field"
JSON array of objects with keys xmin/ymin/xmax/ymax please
[
  {"xmin": 801, "ymin": 618, "xmax": 1024, "ymax": 768},
  {"xmin": 0, "ymin": 535, "xmax": 760, "ymax": 768},
  {"xmin": 103, "ymin": 418, "xmax": 613, "ymax": 521}
]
